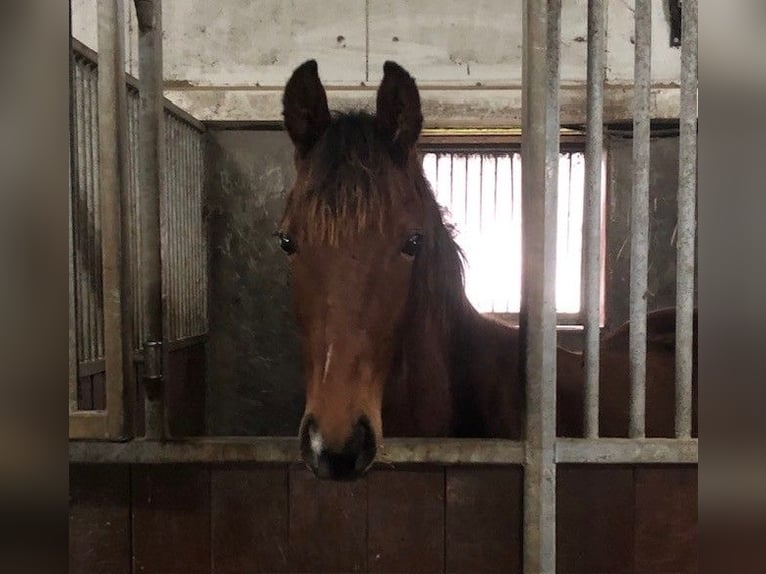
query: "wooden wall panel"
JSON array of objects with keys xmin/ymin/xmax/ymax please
[
  {"xmin": 634, "ymin": 466, "xmax": 698, "ymax": 574},
  {"xmin": 445, "ymin": 466, "xmax": 523, "ymax": 574},
  {"xmin": 288, "ymin": 467, "xmax": 368, "ymax": 573},
  {"xmin": 556, "ymin": 466, "xmax": 635, "ymax": 574},
  {"xmin": 166, "ymin": 342, "xmax": 207, "ymax": 437},
  {"xmin": 211, "ymin": 466, "xmax": 290, "ymax": 574},
  {"xmin": 132, "ymin": 465, "xmax": 210, "ymax": 574},
  {"xmin": 367, "ymin": 467, "xmax": 445, "ymax": 573},
  {"xmin": 69, "ymin": 465, "xmax": 131, "ymax": 574}
]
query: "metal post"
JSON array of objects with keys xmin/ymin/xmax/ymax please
[
  {"xmin": 629, "ymin": 0, "xmax": 651, "ymax": 439},
  {"xmin": 675, "ymin": 0, "xmax": 697, "ymax": 439},
  {"xmin": 135, "ymin": 0, "xmax": 166, "ymax": 439},
  {"xmin": 97, "ymin": 0, "xmax": 133, "ymax": 437},
  {"xmin": 522, "ymin": 1, "xmax": 560, "ymax": 572},
  {"xmin": 583, "ymin": 0, "xmax": 606, "ymax": 439}
]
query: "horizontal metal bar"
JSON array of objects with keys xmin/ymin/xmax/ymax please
[
  {"xmin": 69, "ymin": 437, "xmax": 527, "ymax": 465},
  {"xmin": 556, "ymin": 438, "xmax": 698, "ymax": 464},
  {"xmin": 69, "ymin": 437, "xmax": 697, "ymax": 466},
  {"xmin": 379, "ymin": 438, "xmax": 525, "ymax": 465}
]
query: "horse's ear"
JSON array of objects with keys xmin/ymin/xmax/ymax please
[
  {"xmin": 283, "ymin": 60, "xmax": 331, "ymax": 158},
  {"xmin": 375, "ymin": 61, "xmax": 423, "ymax": 163}
]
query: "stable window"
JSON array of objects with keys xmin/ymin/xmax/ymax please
[{"xmin": 421, "ymin": 142, "xmax": 606, "ymax": 325}]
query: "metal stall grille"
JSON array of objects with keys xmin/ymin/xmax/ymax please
[
  {"xmin": 69, "ymin": 39, "xmax": 208, "ymax": 416},
  {"xmin": 421, "ymin": 149, "xmax": 604, "ymax": 322}
]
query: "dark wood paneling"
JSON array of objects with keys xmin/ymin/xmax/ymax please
[
  {"xmin": 367, "ymin": 467, "xmax": 445, "ymax": 573},
  {"xmin": 288, "ymin": 467, "xmax": 368, "ymax": 573},
  {"xmin": 92, "ymin": 371, "xmax": 106, "ymax": 409},
  {"xmin": 557, "ymin": 466, "xmax": 635, "ymax": 574},
  {"xmin": 634, "ymin": 466, "xmax": 698, "ymax": 574},
  {"xmin": 132, "ymin": 465, "xmax": 210, "ymax": 574},
  {"xmin": 211, "ymin": 466, "xmax": 290, "ymax": 574},
  {"xmin": 69, "ymin": 465, "xmax": 131, "ymax": 574},
  {"xmin": 77, "ymin": 374, "xmax": 93, "ymax": 410},
  {"xmin": 445, "ymin": 466, "xmax": 523, "ymax": 574}
]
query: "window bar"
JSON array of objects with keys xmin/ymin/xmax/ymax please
[
  {"xmin": 629, "ymin": 0, "xmax": 651, "ymax": 439},
  {"xmin": 583, "ymin": 0, "xmax": 606, "ymax": 438},
  {"xmin": 675, "ymin": 0, "xmax": 697, "ymax": 439},
  {"xmin": 521, "ymin": 0, "xmax": 560, "ymax": 572}
]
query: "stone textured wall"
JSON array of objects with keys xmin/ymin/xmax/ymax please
[{"xmin": 204, "ymin": 130, "xmax": 303, "ymax": 436}]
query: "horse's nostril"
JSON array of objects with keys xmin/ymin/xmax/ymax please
[
  {"xmin": 300, "ymin": 416, "xmax": 376, "ymax": 481},
  {"xmin": 352, "ymin": 416, "xmax": 376, "ymax": 471}
]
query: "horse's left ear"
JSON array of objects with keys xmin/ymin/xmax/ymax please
[{"xmin": 375, "ymin": 61, "xmax": 423, "ymax": 163}]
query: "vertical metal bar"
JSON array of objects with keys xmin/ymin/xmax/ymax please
[
  {"xmin": 74, "ymin": 61, "xmax": 87, "ymax": 366},
  {"xmin": 629, "ymin": 0, "xmax": 651, "ymax": 439},
  {"xmin": 69, "ymin": 49, "xmax": 80, "ymax": 412},
  {"xmin": 98, "ymin": 0, "xmax": 132, "ymax": 438},
  {"xmin": 194, "ymin": 134, "xmax": 202, "ymax": 335},
  {"xmin": 583, "ymin": 0, "xmax": 606, "ymax": 438},
  {"xmin": 199, "ymin": 136, "xmax": 208, "ymax": 334},
  {"xmin": 170, "ymin": 119, "xmax": 178, "ymax": 341},
  {"xmin": 90, "ymin": 63, "xmax": 106, "ymax": 361},
  {"xmin": 184, "ymin": 126, "xmax": 192, "ymax": 339},
  {"xmin": 85, "ymin": 64, "xmax": 98, "ymax": 364},
  {"xmin": 675, "ymin": 0, "xmax": 697, "ymax": 439},
  {"xmin": 522, "ymin": 1, "xmax": 559, "ymax": 572},
  {"xmin": 135, "ymin": 0, "xmax": 166, "ymax": 439}
]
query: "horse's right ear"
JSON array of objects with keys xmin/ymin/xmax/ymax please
[{"xmin": 283, "ymin": 60, "xmax": 331, "ymax": 158}]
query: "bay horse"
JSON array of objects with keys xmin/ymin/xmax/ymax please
[{"xmin": 279, "ymin": 60, "xmax": 697, "ymax": 480}]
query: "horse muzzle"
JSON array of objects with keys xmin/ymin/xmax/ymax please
[{"xmin": 299, "ymin": 414, "xmax": 377, "ymax": 481}]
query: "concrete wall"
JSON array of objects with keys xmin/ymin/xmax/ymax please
[{"xmin": 71, "ymin": 0, "xmax": 683, "ymax": 125}]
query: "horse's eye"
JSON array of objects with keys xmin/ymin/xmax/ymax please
[
  {"xmin": 401, "ymin": 233, "xmax": 423, "ymax": 257},
  {"xmin": 278, "ymin": 232, "xmax": 297, "ymax": 255}
]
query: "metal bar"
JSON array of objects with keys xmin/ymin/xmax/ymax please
[
  {"xmin": 135, "ymin": 0, "xmax": 166, "ymax": 440},
  {"xmin": 583, "ymin": 0, "xmax": 606, "ymax": 438},
  {"xmin": 69, "ymin": 438, "xmax": 527, "ymax": 465},
  {"xmin": 675, "ymin": 0, "xmax": 697, "ymax": 439},
  {"xmin": 521, "ymin": 1, "xmax": 560, "ymax": 572},
  {"xmin": 69, "ymin": 49, "xmax": 80, "ymax": 412},
  {"xmin": 86, "ymin": 63, "xmax": 98, "ymax": 363},
  {"xmin": 199, "ymin": 136, "xmax": 209, "ymax": 334},
  {"xmin": 97, "ymin": 0, "xmax": 132, "ymax": 438},
  {"xmin": 556, "ymin": 438, "xmax": 698, "ymax": 464},
  {"xmin": 167, "ymin": 119, "xmax": 177, "ymax": 341},
  {"xmin": 184, "ymin": 125, "xmax": 193, "ymax": 339},
  {"xmin": 89, "ymin": 62, "xmax": 106, "ymax": 361},
  {"xmin": 69, "ymin": 436, "xmax": 697, "ymax": 466},
  {"xmin": 74, "ymin": 61, "xmax": 87, "ymax": 365},
  {"xmin": 629, "ymin": 0, "xmax": 651, "ymax": 439}
]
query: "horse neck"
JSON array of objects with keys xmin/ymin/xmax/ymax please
[{"xmin": 383, "ymin": 284, "xmax": 471, "ymax": 437}]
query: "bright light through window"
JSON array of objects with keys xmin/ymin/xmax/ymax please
[{"xmin": 423, "ymin": 150, "xmax": 600, "ymax": 316}]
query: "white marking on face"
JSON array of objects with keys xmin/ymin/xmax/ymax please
[
  {"xmin": 322, "ymin": 343, "xmax": 334, "ymax": 383},
  {"xmin": 309, "ymin": 425, "xmax": 324, "ymax": 458}
]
